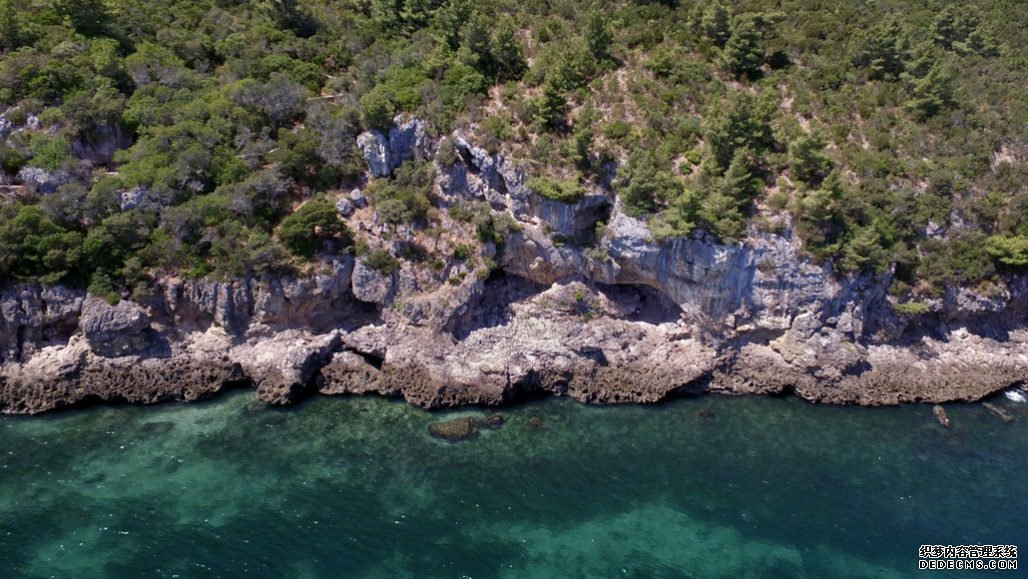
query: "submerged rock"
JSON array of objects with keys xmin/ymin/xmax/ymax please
[
  {"xmin": 428, "ymin": 414, "xmax": 505, "ymax": 442},
  {"xmin": 428, "ymin": 417, "xmax": 479, "ymax": 441},
  {"xmin": 982, "ymin": 402, "xmax": 1014, "ymax": 423},
  {"xmin": 697, "ymin": 409, "xmax": 717, "ymax": 420},
  {"xmin": 479, "ymin": 414, "xmax": 504, "ymax": 429}
]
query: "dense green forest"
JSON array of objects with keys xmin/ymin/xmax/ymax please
[{"xmin": 0, "ymin": 0, "xmax": 1025, "ymax": 301}]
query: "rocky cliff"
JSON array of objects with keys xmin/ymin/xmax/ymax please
[{"xmin": 2, "ymin": 115, "xmax": 1027, "ymax": 414}]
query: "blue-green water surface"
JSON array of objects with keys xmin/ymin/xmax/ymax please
[{"xmin": 1, "ymin": 390, "xmax": 1026, "ymax": 578}]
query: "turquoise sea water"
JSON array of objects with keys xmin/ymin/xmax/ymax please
[{"xmin": 1, "ymin": 390, "xmax": 1025, "ymax": 578}]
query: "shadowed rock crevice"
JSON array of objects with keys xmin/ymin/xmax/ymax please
[
  {"xmin": 594, "ymin": 283, "xmax": 683, "ymax": 325},
  {"xmin": 450, "ymin": 272, "xmax": 547, "ymax": 340}
]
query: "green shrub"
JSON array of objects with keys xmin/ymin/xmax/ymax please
[
  {"xmin": 0, "ymin": 145, "xmax": 27, "ymax": 174},
  {"xmin": 893, "ymin": 301, "xmax": 930, "ymax": 316},
  {"xmin": 363, "ymin": 248, "xmax": 398, "ymax": 274},
  {"xmin": 917, "ymin": 232, "xmax": 996, "ymax": 288},
  {"xmin": 278, "ymin": 198, "xmax": 351, "ymax": 258},
  {"xmin": 452, "ymin": 243, "xmax": 473, "ymax": 260},
  {"xmin": 0, "ymin": 204, "xmax": 84, "ymax": 284},
  {"xmin": 28, "ymin": 135, "xmax": 71, "ymax": 171},
  {"xmin": 366, "ymin": 161, "xmax": 434, "ymax": 225},
  {"xmin": 435, "ymin": 137, "xmax": 458, "ymax": 166},
  {"xmin": 526, "ymin": 175, "xmax": 585, "ymax": 203},
  {"xmin": 360, "ymin": 88, "xmax": 396, "ymax": 133},
  {"xmin": 985, "ymin": 235, "xmax": 1028, "ymax": 268}
]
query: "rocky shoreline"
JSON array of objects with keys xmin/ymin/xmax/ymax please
[
  {"xmin": 3, "ymin": 116, "xmax": 1027, "ymax": 414},
  {"xmin": 2, "ymin": 264, "xmax": 1026, "ymax": 415}
]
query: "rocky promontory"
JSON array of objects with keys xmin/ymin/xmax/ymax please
[{"xmin": 2, "ymin": 115, "xmax": 1027, "ymax": 414}]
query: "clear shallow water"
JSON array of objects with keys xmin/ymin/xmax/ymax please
[{"xmin": 1, "ymin": 391, "xmax": 1026, "ymax": 578}]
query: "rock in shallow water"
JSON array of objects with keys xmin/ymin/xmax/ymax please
[
  {"xmin": 428, "ymin": 417, "xmax": 478, "ymax": 441},
  {"xmin": 428, "ymin": 414, "xmax": 504, "ymax": 442}
]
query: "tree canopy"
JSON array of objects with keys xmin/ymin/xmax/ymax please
[{"xmin": 0, "ymin": 0, "xmax": 1024, "ymax": 301}]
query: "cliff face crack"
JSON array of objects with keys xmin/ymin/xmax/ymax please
[
  {"xmin": 346, "ymin": 347, "xmax": 384, "ymax": 371},
  {"xmin": 15, "ymin": 325, "xmax": 26, "ymax": 362},
  {"xmin": 456, "ymin": 146, "xmax": 479, "ymax": 174}
]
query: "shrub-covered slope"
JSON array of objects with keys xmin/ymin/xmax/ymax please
[{"xmin": 0, "ymin": 0, "xmax": 1026, "ymax": 304}]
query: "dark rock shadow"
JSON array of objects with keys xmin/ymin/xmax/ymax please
[
  {"xmin": 596, "ymin": 283, "xmax": 683, "ymax": 325},
  {"xmin": 450, "ymin": 272, "xmax": 547, "ymax": 340}
]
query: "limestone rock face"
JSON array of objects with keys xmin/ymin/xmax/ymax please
[
  {"xmin": 120, "ymin": 185, "xmax": 147, "ymax": 211},
  {"xmin": 241, "ymin": 330, "xmax": 342, "ymax": 405},
  {"xmin": 0, "ymin": 113, "xmax": 12, "ymax": 139},
  {"xmin": 356, "ymin": 115, "xmax": 432, "ymax": 177},
  {"xmin": 435, "ymin": 132, "xmax": 534, "ymax": 218},
  {"xmin": 356, "ymin": 130, "xmax": 391, "ymax": 177},
  {"xmin": 0, "ymin": 285, "xmax": 84, "ymax": 363},
  {"xmin": 534, "ymin": 194, "xmax": 611, "ymax": 239},
  {"xmin": 336, "ymin": 196, "xmax": 355, "ymax": 217},
  {"xmin": 351, "ymin": 259, "xmax": 396, "ymax": 304},
  {"xmin": 388, "ymin": 115, "xmax": 432, "ymax": 165},
  {"xmin": 16, "ymin": 167, "xmax": 70, "ymax": 194},
  {"xmin": 80, "ymin": 297, "xmax": 155, "ymax": 357},
  {"xmin": 349, "ymin": 188, "xmax": 368, "ymax": 208}
]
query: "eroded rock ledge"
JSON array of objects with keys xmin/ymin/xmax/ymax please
[
  {"xmin": 2, "ymin": 267, "xmax": 1026, "ymax": 415},
  {"xmin": 2, "ymin": 116, "xmax": 1027, "ymax": 414}
]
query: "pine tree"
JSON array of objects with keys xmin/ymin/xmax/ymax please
[
  {"xmin": 54, "ymin": 0, "xmax": 109, "ymax": 37},
  {"xmin": 370, "ymin": 0, "xmax": 402, "ymax": 27},
  {"xmin": 460, "ymin": 12, "xmax": 495, "ymax": 77},
  {"xmin": 905, "ymin": 62, "xmax": 954, "ymax": 120},
  {"xmin": 399, "ymin": 0, "xmax": 432, "ymax": 31},
  {"xmin": 619, "ymin": 149, "xmax": 667, "ymax": 216},
  {"xmin": 703, "ymin": 92, "xmax": 773, "ymax": 170},
  {"xmin": 985, "ymin": 235, "xmax": 1028, "ymax": 267},
  {"xmin": 0, "ymin": 0, "xmax": 21, "ymax": 52},
  {"xmin": 433, "ymin": 0, "xmax": 470, "ymax": 50},
  {"xmin": 841, "ymin": 225, "xmax": 890, "ymax": 273},
  {"xmin": 534, "ymin": 79, "xmax": 566, "ymax": 130},
  {"xmin": 698, "ymin": 189, "xmax": 746, "ymax": 242},
  {"xmin": 491, "ymin": 22, "xmax": 526, "ymax": 83},
  {"xmin": 571, "ymin": 104, "xmax": 597, "ymax": 172},
  {"xmin": 800, "ymin": 171, "xmax": 843, "ymax": 225},
  {"xmin": 585, "ymin": 12, "xmax": 614, "ymax": 63},
  {"xmin": 788, "ymin": 133, "xmax": 831, "ymax": 185},
  {"xmin": 721, "ymin": 15, "xmax": 763, "ymax": 79},
  {"xmin": 931, "ymin": 6, "xmax": 978, "ymax": 50},
  {"xmin": 853, "ymin": 16, "xmax": 909, "ymax": 80},
  {"xmin": 719, "ymin": 148, "xmax": 762, "ymax": 203},
  {"xmin": 701, "ymin": 0, "xmax": 732, "ymax": 48},
  {"xmin": 904, "ymin": 40, "xmax": 937, "ymax": 79},
  {"xmin": 961, "ymin": 26, "xmax": 1000, "ymax": 57}
]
